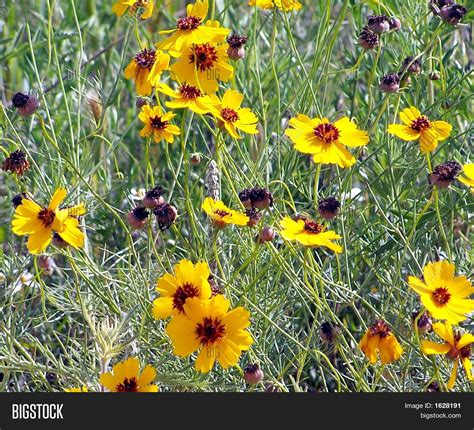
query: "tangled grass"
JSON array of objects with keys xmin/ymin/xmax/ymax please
[{"xmin": 0, "ymin": 0, "xmax": 472, "ymax": 392}]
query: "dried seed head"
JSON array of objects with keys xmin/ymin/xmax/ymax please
[
  {"xmin": 227, "ymin": 46, "xmax": 246, "ymax": 61},
  {"xmin": 12, "ymin": 92, "xmax": 39, "ymax": 116},
  {"xmin": 245, "ymin": 208, "xmax": 262, "ymax": 227},
  {"xmin": 205, "ymin": 160, "xmax": 220, "ymax": 202},
  {"xmin": 426, "ymin": 381, "xmax": 440, "ymax": 392},
  {"xmin": 154, "ymin": 202, "xmax": 178, "ymax": 230},
  {"xmin": 379, "ymin": 73, "xmax": 400, "ymax": 93},
  {"xmin": 367, "ymin": 15, "xmax": 390, "ymax": 34},
  {"xmin": 239, "ymin": 187, "xmax": 274, "ymax": 210},
  {"xmin": 127, "ymin": 207, "xmax": 149, "ymax": 230},
  {"xmin": 238, "ymin": 189, "xmax": 252, "ymax": 209},
  {"xmin": 227, "ymin": 34, "xmax": 248, "ymax": 60},
  {"xmin": 429, "ymin": 71, "xmax": 440, "ymax": 81},
  {"xmin": 142, "ymin": 186, "xmax": 165, "ymax": 209},
  {"xmin": 439, "ymin": 4, "xmax": 467, "ymax": 25},
  {"xmin": 428, "ymin": 160, "xmax": 462, "ymax": 189},
  {"xmin": 208, "ymin": 274, "xmax": 222, "ymax": 296},
  {"xmin": 86, "ymin": 90, "xmax": 103, "ymax": 124},
  {"xmin": 320, "ymin": 322, "xmax": 340, "ymax": 343},
  {"xmin": 2, "ymin": 150, "xmax": 30, "ymax": 176},
  {"xmin": 318, "ymin": 196, "xmax": 341, "ymax": 220},
  {"xmin": 402, "ymin": 56, "xmax": 422, "ymax": 74},
  {"xmin": 38, "ymin": 255, "xmax": 56, "ymax": 275},
  {"xmin": 136, "ymin": 98, "xmax": 147, "ymax": 109},
  {"xmin": 358, "ymin": 26, "xmax": 379, "ymax": 50},
  {"xmin": 244, "ymin": 363, "xmax": 264, "ymax": 385}
]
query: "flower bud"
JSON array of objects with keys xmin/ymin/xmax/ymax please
[
  {"xmin": 426, "ymin": 381, "xmax": 440, "ymax": 392},
  {"xmin": 412, "ymin": 310, "xmax": 433, "ymax": 334},
  {"xmin": 227, "ymin": 34, "xmax": 248, "ymax": 61},
  {"xmin": 429, "ymin": 71, "xmax": 440, "ymax": 81},
  {"xmin": 38, "ymin": 255, "xmax": 56, "ymax": 275},
  {"xmin": 190, "ymin": 153, "xmax": 201, "ymax": 165},
  {"xmin": 136, "ymin": 98, "xmax": 147, "ymax": 109},
  {"xmin": 389, "ymin": 17, "xmax": 402, "ymax": 31},
  {"xmin": 127, "ymin": 207, "xmax": 149, "ymax": 230},
  {"xmin": 379, "ymin": 73, "xmax": 400, "ymax": 93},
  {"xmin": 259, "ymin": 226, "xmax": 275, "ymax": 243},
  {"xmin": 12, "ymin": 92, "xmax": 39, "ymax": 116},
  {"xmin": 367, "ymin": 15, "xmax": 390, "ymax": 34},
  {"xmin": 358, "ymin": 26, "xmax": 379, "ymax": 50},
  {"xmin": 244, "ymin": 363, "xmax": 264, "ymax": 385},
  {"xmin": 142, "ymin": 186, "xmax": 165, "ymax": 209},
  {"xmin": 318, "ymin": 196, "xmax": 341, "ymax": 220},
  {"xmin": 154, "ymin": 202, "xmax": 178, "ymax": 230}
]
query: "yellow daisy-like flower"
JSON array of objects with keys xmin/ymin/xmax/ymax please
[
  {"xmin": 100, "ymin": 357, "xmax": 158, "ymax": 392},
  {"xmin": 158, "ymin": 0, "xmax": 229, "ymax": 52},
  {"xmin": 279, "ymin": 216, "xmax": 343, "ymax": 253},
  {"xmin": 421, "ymin": 321, "xmax": 473, "ymax": 390},
  {"xmin": 166, "ymin": 295, "xmax": 253, "ymax": 373},
  {"xmin": 153, "ymin": 259, "xmax": 212, "ymax": 319},
  {"xmin": 249, "ymin": 0, "xmax": 302, "ymax": 12},
  {"xmin": 285, "ymin": 115, "xmax": 369, "ymax": 168},
  {"xmin": 169, "ymin": 41, "xmax": 233, "ymax": 94},
  {"xmin": 157, "ymin": 82, "xmax": 214, "ymax": 114},
  {"xmin": 408, "ymin": 260, "xmax": 474, "ymax": 325},
  {"xmin": 202, "ymin": 197, "xmax": 249, "ymax": 228},
  {"xmin": 207, "ymin": 90, "xmax": 259, "ymax": 139},
  {"xmin": 138, "ymin": 105, "xmax": 180, "ymax": 143},
  {"xmin": 11, "ymin": 188, "xmax": 85, "ymax": 254},
  {"xmin": 359, "ymin": 320, "xmax": 404, "ymax": 365},
  {"xmin": 458, "ymin": 163, "xmax": 474, "ymax": 192},
  {"xmin": 387, "ymin": 106, "xmax": 452, "ymax": 153},
  {"xmin": 112, "ymin": 0, "xmax": 154, "ymax": 19},
  {"xmin": 64, "ymin": 386, "xmax": 88, "ymax": 392},
  {"xmin": 124, "ymin": 48, "xmax": 170, "ymax": 96}
]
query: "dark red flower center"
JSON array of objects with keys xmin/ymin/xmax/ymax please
[
  {"xmin": 410, "ymin": 116, "xmax": 431, "ymax": 132},
  {"xmin": 313, "ymin": 122, "xmax": 340, "ymax": 144},
  {"xmin": 189, "ymin": 43, "xmax": 218, "ymax": 72},
  {"xmin": 172, "ymin": 283, "xmax": 200, "ymax": 313},
  {"xmin": 179, "ymin": 84, "xmax": 202, "ymax": 100},
  {"xmin": 220, "ymin": 108, "xmax": 239, "ymax": 123},
  {"xmin": 195, "ymin": 317, "xmax": 226, "ymax": 345},
  {"xmin": 214, "ymin": 209, "xmax": 230, "ymax": 218},
  {"xmin": 38, "ymin": 208, "xmax": 56, "ymax": 228},
  {"xmin": 369, "ymin": 320, "xmax": 391, "ymax": 338},
  {"xmin": 303, "ymin": 220, "xmax": 324, "ymax": 234},
  {"xmin": 116, "ymin": 377, "xmax": 138, "ymax": 392},
  {"xmin": 177, "ymin": 16, "xmax": 202, "ymax": 30},
  {"xmin": 134, "ymin": 48, "xmax": 156, "ymax": 69},
  {"xmin": 446, "ymin": 334, "xmax": 472, "ymax": 360},
  {"xmin": 150, "ymin": 116, "xmax": 168, "ymax": 129},
  {"xmin": 432, "ymin": 287, "xmax": 451, "ymax": 305}
]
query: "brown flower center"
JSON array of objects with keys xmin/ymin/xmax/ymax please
[
  {"xmin": 195, "ymin": 317, "xmax": 226, "ymax": 345},
  {"xmin": 432, "ymin": 287, "xmax": 451, "ymax": 305},
  {"xmin": 172, "ymin": 283, "xmax": 200, "ymax": 313},
  {"xmin": 177, "ymin": 16, "xmax": 202, "ymax": 30},
  {"xmin": 116, "ymin": 377, "xmax": 139, "ymax": 392},
  {"xmin": 189, "ymin": 43, "xmax": 218, "ymax": 72},
  {"xmin": 303, "ymin": 219, "xmax": 324, "ymax": 234},
  {"xmin": 220, "ymin": 108, "xmax": 239, "ymax": 123},
  {"xmin": 150, "ymin": 116, "xmax": 168, "ymax": 130},
  {"xmin": 37, "ymin": 208, "xmax": 56, "ymax": 228},
  {"xmin": 313, "ymin": 123, "xmax": 340, "ymax": 144},
  {"xmin": 369, "ymin": 320, "xmax": 391, "ymax": 338},
  {"xmin": 134, "ymin": 48, "xmax": 156, "ymax": 69},
  {"xmin": 410, "ymin": 116, "xmax": 431, "ymax": 132},
  {"xmin": 179, "ymin": 84, "xmax": 202, "ymax": 100}
]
